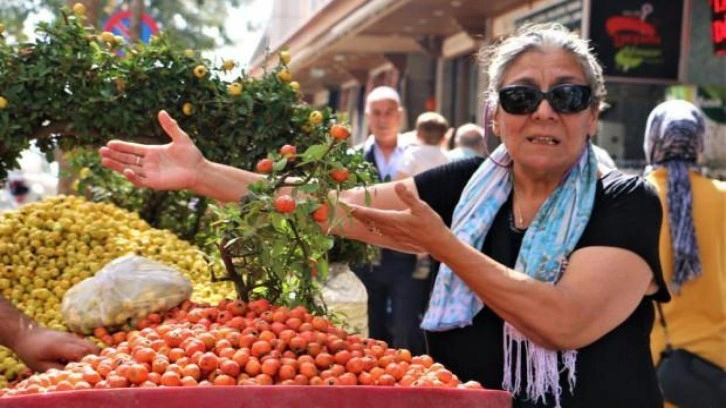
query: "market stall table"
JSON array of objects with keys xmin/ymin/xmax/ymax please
[{"xmin": 0, "ymin": 385, "xmax": 512, "ymax": 407}]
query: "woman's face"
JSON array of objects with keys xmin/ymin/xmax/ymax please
[{"xmin": 492, "ymin": 48, "xmax": 599, "ymax": 178}]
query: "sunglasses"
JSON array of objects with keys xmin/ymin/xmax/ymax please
[{"xmin": 498, "ymin": 84, "xmax": 593, "ymax": 115}]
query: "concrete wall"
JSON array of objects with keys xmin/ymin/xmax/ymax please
[{"xmin": 403, "ymin": 53, "xmax": 437, "ymax": 131}]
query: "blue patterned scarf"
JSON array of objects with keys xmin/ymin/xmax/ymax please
[
  {"xmin": 643, "ymin": 100, "xmax": 705, "ymax": 293},
  {"xmin": 421, "ymin": 142, "xmax": 598, "ymax": 407}
]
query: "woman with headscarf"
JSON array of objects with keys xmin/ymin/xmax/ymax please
[{"xmin": 644, "ymin": 99, "xmax": 726, "ymax": 407}]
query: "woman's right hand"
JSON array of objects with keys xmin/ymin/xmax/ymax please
[{"xmin": 99, "ymin": 110, "xmax": 205, "ymax": 191}]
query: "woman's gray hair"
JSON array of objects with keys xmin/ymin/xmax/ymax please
[{"xmin": 480, "ymin": 23, "xmax": 607, "ymax": 112}]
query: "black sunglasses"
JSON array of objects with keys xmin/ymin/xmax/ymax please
[{"xmin": 498, "ymin": 84, "xmax": 593, "ymax": 115}]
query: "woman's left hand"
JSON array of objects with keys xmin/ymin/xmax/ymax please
[{"xmin": 347, "ymin": 183, "xmax": 451, "ymax": 255}]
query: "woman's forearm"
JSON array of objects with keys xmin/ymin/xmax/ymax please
[{"xmin": 190, "ymin": 160, "xmax": 265, "ymax": 203}]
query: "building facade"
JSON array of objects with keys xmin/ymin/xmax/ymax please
[{"xmin": 249, "ymin": 0, "xmax": 726, "ymax": 169}]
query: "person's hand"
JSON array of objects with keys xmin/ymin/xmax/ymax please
[
  {"xmin": 347, "ymin": 183, "xmax": 451, "ymax": 255},
  {"xmin": 99, "ymin": 110, "xmax": 205, "ymax": 191},
  {"xmin": 12, "ymin": 326, "xmax": 99, "ymax": 372}
]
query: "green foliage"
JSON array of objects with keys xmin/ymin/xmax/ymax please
[
  {"xmin": 0, "ymin": 5, "xmax": 379, "ymax": 311},
  {"xmin": 68, "ymin": 149, "xmax": 217, "ymax": 248},
  {"xmin": 0, "ymin": 1, "xmax": 65, "ymax": 42},
  {"xmin": 0, "ymin": 5, "xmax": 316, "ymax": 178},
  {"xmin": 0, "ymin": 0, "xmax": 249, "ymax": 49},
  {"xmin": 147, "ymin": 0, "xmax": 250, "ymax": 50},
  {"xmin": 0, "ymin": 4, "xmax": 312, "ymax": 247},
  {"xmin": 211, "ymin": 133, "xmax": 378, "ymax": 314}
]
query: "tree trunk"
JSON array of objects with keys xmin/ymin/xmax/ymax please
[{"xmin": 129, "ymin": 0, "xmax": 145, "ymax": 43}]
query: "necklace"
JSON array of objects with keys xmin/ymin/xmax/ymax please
[{"xmin": 514, "ymin": 201, "xmax": 526, "ymax": 228}]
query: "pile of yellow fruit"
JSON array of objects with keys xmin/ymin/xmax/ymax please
[{"xmin": 0, "ymin": 195, "xmax": 236, "ymax": 386}]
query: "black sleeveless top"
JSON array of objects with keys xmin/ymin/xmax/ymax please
[{"xmin": 415, "ymin": 158, "xmax": 670, "ymax": 408}]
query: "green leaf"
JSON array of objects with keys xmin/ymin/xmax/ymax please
[
  {"xmin": 297, "ymin": 183, "xmax": 320, "ymax": 194},
  {"xmin": 268, "ymin": 212, "xmax": 287, "ymax": 230},
  {"xmin": 273, "ymin": 158, "xmax": 288, "ymax": 172},
  {"xmin": 302, "ymin": 144, "xmax": 327, "ymax": 162},
  {"xmin": 317, "ymin": 258, "xmax": 329, "ymax": 281}
]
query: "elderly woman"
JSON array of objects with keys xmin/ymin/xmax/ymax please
[
  {"xmin": 644, "ymin": 100, "xmax": 726, "ymax": 407},
  {"xmin": 100, "ymin": 24, "xmax": 669, "ymax": 407}
]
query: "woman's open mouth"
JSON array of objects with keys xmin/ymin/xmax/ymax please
[{"xmin": 526, "ymin": 136, "xmax": 559, "ymax": 145}]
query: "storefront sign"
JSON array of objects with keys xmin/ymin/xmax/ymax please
[
  {"xmin": 585, "ymin": 0, "xmax": 685, "ymax": 81},
  {"xmin": 103, "ymin": 10, "xmax": 159, "ymax": 44},
  {"xmin": 712, "ymin": 0, "xmax": 726, "ymax": 56},
  {"xmin": 516, "ymin": 0, "xmax": 582, "ymax": 32},
  {"xmin": 667, "ymin": 86, "xmax": 726, "ymax": 124}
]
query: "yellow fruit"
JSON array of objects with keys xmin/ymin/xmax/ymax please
[
  {"xmin": 182, "ymin": 102, "xmax": 194, "ymax": 116},
  {"xmin": 183, "ymin": 49, "xmax": 195, "ymax": 58},
  {"xmin": 0, "ymin": 195, "xmax": 236, "ymax": 382},
  {"xmin": 277, "ymin": 69, "xmax": 292, "ymax": 83},
  {"xmin": 99, "ymin": 31, "xmax": 116, "ymax": 44},
  {"xmin": 222, "ymin": 59, "xmax": 236, "ymax": 71},
  {"xmin": 290, "ymin": 81, "xmax": 300, "ymax": 92},
  {"xmin": 280, "ymin": 50, "xmax": 291, "ymax": 65},
  {"xmin": 0, "ymin": 96, "xmax": 6, "ymax": 110},
  {"xmin": 227, "ymin": 82, "xmax": 243, "ymax": 96},
  {"xmin": 72, "ymin": 3, "xmax": 86, "ymax": 16},
  {"xmin": 193, "ymin": 65, "xmax": 208, "ymax": 79},
  {"xmin": 309, "ymin": 110, "xmax": 323, "ymax": 125},
  {"xmin": 78, "ymin": 167, "xmax": 91, "ymax": 179}
]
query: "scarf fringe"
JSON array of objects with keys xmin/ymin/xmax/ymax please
[{"xmin": 502, "ymin": 323, "xmax": 576, "ymax": 408}]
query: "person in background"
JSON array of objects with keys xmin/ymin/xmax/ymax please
[
  {"xmin": 0, "ymin": 174, "xmax": 36, "ymax": 212},
  {"xmin": 446, "ymin": 123, "xmax": 485, "ymax": 162},
  {"xmin": 0, "ymin": 296, "xmax": 99, "ymax": 372},
  {"xmin": 395, "ymin": 112, "xmax": 450, "ymax": 180},
  {"xmin": 644, "ymin": 100, "xmax": 726, "ymax": 407},
  {"xmin": 354, "ymin": 86, "xmax": 425, "ymax": 355},
  {"xmin": 394, "ymin": 112, "xmax": 450, "ymax": 314}
]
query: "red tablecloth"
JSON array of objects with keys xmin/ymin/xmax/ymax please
[{"xmin": 0, "ymin": 385, "xmax": 512, "ymax": 407}]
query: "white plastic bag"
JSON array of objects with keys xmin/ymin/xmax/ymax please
[
  {"xmin": 62, "ymin": 254, "xmax": 192, "ymax": 334},
  {"xmin": 322, "ymin": 262, "xmax": 369, "ymax": 337}
]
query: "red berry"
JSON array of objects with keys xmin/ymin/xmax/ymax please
[
  {"xmin": 312, "ymin": 204, "xmax": 329, "ymax": 223},
  {"xmin": 274, "ymin": 195, "xmax": 296, "ymax": 213},
  {"xmin": 330, "ymin": 168, "xmax": 349, "ymax": 183},
  {"xmin": 280, "ymin": 144, "xmax": 296, "ymax": 160},
  {"xmin": 256, "ymin": 158, "xmax": 273, "ymax": 174},
  {"xmin": 329, "ymin": 124, "xmax": 350, "ymax": 141}
]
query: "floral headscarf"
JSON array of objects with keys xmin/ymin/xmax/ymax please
[{"xmin": 643, "ymin": 99, "xmax": 705, "ymax": 292}]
